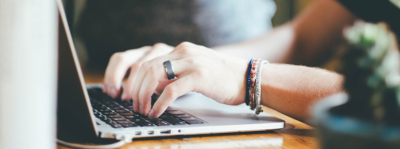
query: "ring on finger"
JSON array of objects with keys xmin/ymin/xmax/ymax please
[{"xmin": 163, "ymin": 60, "xmax": 177, "ymax": 80}]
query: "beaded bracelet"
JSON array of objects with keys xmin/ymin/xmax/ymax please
[
  {"xmin": 249, "ymin": 58, "xmax": 261, "ymax": 110},
  {"xmin": 245, "ymin": 59, "xmax": 254, "ymax": 106},
  {"xmin": 255, "ymin": 60, "xmax": 269, "ymax": 114},
  {"xmin": 247, "ymin": 58, "xmax": 269, "ymax": 114}
]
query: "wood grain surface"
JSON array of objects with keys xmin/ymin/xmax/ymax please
[{"xmin": 57, "ymin": 68, "xmax": 319, "ymax": 149}]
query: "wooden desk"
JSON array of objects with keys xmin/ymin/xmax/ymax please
[{"xmin": 58, "ymin": 69, "xmax": 319, "ymax": 149}]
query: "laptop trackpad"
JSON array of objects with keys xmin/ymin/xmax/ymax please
[{"xmin": 170, "ymin": 93, "xmax": 284, "ymax": 125}]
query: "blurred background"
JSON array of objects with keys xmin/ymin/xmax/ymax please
[{"xmin": 62, "ymin": 0, "xmax": 315, "ymax": 72}]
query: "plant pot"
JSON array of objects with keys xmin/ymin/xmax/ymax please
[{"xmin": 313, "ymin": 93, "xmax": 400, "ymax": 149}]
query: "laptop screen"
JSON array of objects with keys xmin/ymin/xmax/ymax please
[{"xmin": 57, "ymin": 0, "xmax": 98, "ymax": 141}]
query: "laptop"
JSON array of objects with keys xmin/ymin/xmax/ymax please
[{"xmin": 56, "ymin": 0, "xmax": 284, "ymax": 146}]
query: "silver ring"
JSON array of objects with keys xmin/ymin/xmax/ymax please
[{"xmin": 163, "ymin": 60, "xmax": 176, "ymax": 80}]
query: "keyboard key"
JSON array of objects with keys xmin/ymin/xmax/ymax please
[
  {"xmin": 175, "ymin": 114, "xmax": 191, "ymax": 118},
  {"xmin": 116, "ymin": 120, "xmax": 133, "ymax": 124},
  {"xmin": 135, "ymin": 121, "xmax": 154, "ymax": 127},
  {"xmin": 115, "ymin": 110, "xmax": 130, "ymax": 113},
  {"xmin": 119, "ymin": 102, "xmax": 132, "ymax": 107},
  {"xmin": 104, "ymin": 119, "xmax": 114, "ymax": 124},
  {"xmin": 111, "ymin": 117, "xmax": 128, "ymax": 121},
  {"xmin": 99, "ymin": 115, "xmax": 108, "ymax": 121},
  {"xmin": 108, "ymin": 104, "xmax": 121, "ymax": 108},
  {"xmin": 96, "ymin": 105, "xmax": 107, "ymax": 109},
  {"xmin": 186, "ymin": 120, "xmax": 204, "ymax": 124},
  {"xmin": 149, "ymin": 119, "xmax": 170, "ymax": 126},
  {"xmin": 97, "ymin": 96, "xmax": 112, "ymax": 102},
  {"xmin": 180, "ymin": 117, "xmax": 198, "ymax": 121},
  {"xmin": 109, "ymin": 106, "xmax": 125, "ymax": 110},
  {"xmin": 94, "ymin": 113, "xmax": 102, "ymax": 118},
  {"xmin": 166, "ymin": 107, "xmax": 177, "ymax": 111},
  {"xmin": 141, "ymin": 116, "xmax": 152, "ymax": 120},
  {"xmin": 120, "ymin": 123, "xmax": 139, "ymax": 128},
  {"xmin": 107, "ymin": 114, "xmax": 123, "ymax": 118},
  {"xmin": 124, "ymin": 115, "xmax": 136, "ymax": 119},
  {"xmin": 102, "ymin": 111, "xmax": 117, "ymax": 115},
  {"xmin": 164, "ymin": 118, "xmax": 185, "ymax": 125},
  {"xmin": 98, "ymin": 108, "xmax": 112, "ymax": 112},
  {"xmin": 102, "ymin": 101, "xmax": 115, "ymax": 105},
  {"xmin": 134, "ymin": 113, "xmax": 145, "ymax": 117},
  {"xmin": 126, "ymin": 106, "xmax": 134, "ymax": 111},
  {"xmin": 159, "ymin": 114, "xmax": 174, "ymax": 119},
  {"xmin": 120, "ymin": 112, "xmax": 135, "ymax": 116},
  {"xmin": 168, "ymin": 111, "xmax": 185, "ymax": 115},
  {"xmin": 110, "ymin": 122, "xmax": 122, "ymax": 128},
  {"xmin": 174, "ymin": 121, "xmax": 187, "ymax": 125},
  {"xmin": 128, "ymin": 118, "xmax": 146, "ymax": 122}
]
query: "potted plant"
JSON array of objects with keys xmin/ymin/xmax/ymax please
[{"xmin": 313, "ymin": 22, "xmax": 400, "ymax": 149}]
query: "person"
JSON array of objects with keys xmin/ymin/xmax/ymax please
[
  {"xmin": 102, "ymin": 0, "xmax": 400, "ymax": 123},
  {"xmin": 77, "ymin": 0, "xmax": 276, "ymax": 69}
]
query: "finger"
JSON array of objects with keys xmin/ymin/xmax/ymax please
[
  {"xmin": 103, "ymin": 47, "xmax": 149, "ymax": 98},
  {"xmin": 130, "ymin": 54, "xmax": 180, "ymax": 112},
  {"xmin": 138, "ymin": 65, "xmax": 161, "ymax": 116},
  {"xmin": 138, "ymin": 60, "xmax": 186, "ymax": 115},
  {"xmin": 121, "ymin": 64, "xmax": 141, "ymax": 100},
  {"xmin": 148, "ymin": 75, "xmax": 194, "ymax": 119},
  {"xmin": 121, "ymin": 44, "xmax": 173, "ymax": 100}
]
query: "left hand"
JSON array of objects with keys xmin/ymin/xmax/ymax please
[
  {"xmin": 130, "ymin": 42, "xmax": 249, "ymax": 118},
  {"xmin": 103, "ymin": 43, "xmax": 174, "ymax": 99}
]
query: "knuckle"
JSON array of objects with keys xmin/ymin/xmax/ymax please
[
  {"xmin": 141, "ymin": 62, "xmax": 150, "ymax": 70},
  {"xmin": 130, "ymin": 63, "xmax": 141, "ymax": 70},
  {"xmin": 185, "ymin": 57, "xmax": 199, "ymax": 65},
  {"xmin": 148, "ymin": 65, "xmax": 159, "ymax": 77},
  {"xmin": 152, "ymin": 43, "xmax": 166, "ymax": 49},
  {"xmin": 177, "ymin": 41, "xmax": 192, "ymax": 48},
  {"xmin": 164, "ymin": 85, "xmax": 177, "ymax": 98},
  {"xmin": 181, "ymin": 41, "xmax": 192, "ymax": 46},
  {"xmin": 110, "ymin": 52, "xmax": 124, "ymax": 61},
  {"xmin": 194, "ymin": 68, "xmax": 208, "ymax": 78},
  {"xmin": 111, "ymin": 52, "xmax": 130, "ymax": 64},
  {"xmin": 178, "ymin": 47, "xmax": 191, "ymax": 55}
]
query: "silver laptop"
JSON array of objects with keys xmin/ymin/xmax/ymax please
[{"xmin": 56, "ymin": 0, "xmax": 284, "ymax": 143}]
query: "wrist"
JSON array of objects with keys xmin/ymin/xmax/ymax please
[{"xmin": 227, "ymin": 56, "xmax": 249, "ymax": 105}]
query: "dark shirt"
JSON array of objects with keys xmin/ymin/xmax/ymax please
[
  {"xmin": 76, "ymin": 0, "xmax": 276, "ymax": 69},
  {"xmin": 336, "ymin": 0, "xmax": 400, "ymax": 44}
]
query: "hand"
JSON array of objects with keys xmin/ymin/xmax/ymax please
[
  {"xmin": 130, "ymin": 42, "xmax": 249, "ymax": 118},
  {"xmin": 103, "ymin": 43, "xmax": 174, "ymax": 99}
]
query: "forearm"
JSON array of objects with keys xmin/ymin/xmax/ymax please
[
  {"xmin": 215, "ymin": 0, "xmax": 356, "ymax": 66},
  {"xmin": 260, "ymin": 63, "xmax": 343, "ymax": 122},
  {"xmin": 214, "ymin": 25, "xmax": 295, "ymax": 63}
]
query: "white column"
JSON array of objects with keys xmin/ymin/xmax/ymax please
[{"xmin": 0, "ymin": 0, "xmax": 57, "ymax": 149}]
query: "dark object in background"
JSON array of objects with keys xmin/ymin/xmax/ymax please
[
  {"xmin": 314, "ymin": 20, "xmax": 400, "ymax": 149},
  {"xmin": 76, "ymin": 0, "xmax": 276, "ymax": 69},
  {"xmin": 337, "ymin": 0, "xmax": 400, "ymax": 45},
  {"xmin": 314, "ymin": 94, "xmax": 400, "ymax": 149}
]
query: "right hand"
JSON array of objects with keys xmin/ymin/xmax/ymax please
[
  {"xmin": 103, "ymin": 43, "xmax": 174, "ymax": 99},
  {"xmin": 128, "ymin": 42, "xmax": 248, "ymax": 117}
]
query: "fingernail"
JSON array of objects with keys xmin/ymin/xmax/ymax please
[{"xmin": 148, "ymin": 109, "xmax": 155, "ymax": 118}]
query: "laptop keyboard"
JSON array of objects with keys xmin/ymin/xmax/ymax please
[{"xmin": 87, "ymin": 88, "xmax": 205, "ymax": 128}]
